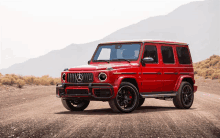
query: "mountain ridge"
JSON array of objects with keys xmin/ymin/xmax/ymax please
[{"xmin": 1, "ymin": 0, "xmax": 219, "ymax": 77}]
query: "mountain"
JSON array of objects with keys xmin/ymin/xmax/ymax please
[{"xmin": 0, "ymin": 0, "xmax": 219, "ymax": 77}]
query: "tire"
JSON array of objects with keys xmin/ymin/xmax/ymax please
[
  {"xmin": 173, "ymin": 81, "xmax": 194, "ymax": 109},
  {"xmin": 138, "ymin": 98, "xmax": 145, "ymax": 108},
  {"xmin": 108, "ymin": 82, "xmax": 139, "ymax": 113},
  {"xmin": 61, "ymin": 98, "xmax": 90, "ymax": 111}
]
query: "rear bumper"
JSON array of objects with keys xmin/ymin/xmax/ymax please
[
  {"xmin": 194, "ymin": 85, "xmax": 198, "ymax": 93},
  {"xmin": 56, "ymin": 83, "xmax": 116, "ymax": 100}
]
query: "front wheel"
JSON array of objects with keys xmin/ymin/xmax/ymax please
[
  {"xmin": 138, "ymin": 98, "xmax": 145, "ymax": 108},
  {"xmin": 61, "ymin": 98, "xmax": 90, "ymax": 111},
  {"xmin": 109, "ymin": 82, "xmax": 139, "ymax": 113}
]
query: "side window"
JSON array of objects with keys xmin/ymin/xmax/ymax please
[
  {"xmin": 143, "ymin": 45, "xmax": 158, "ymax": 63},
  {"xmin": 161, "ymin": 46, "xmax": 175, "ymax": 64},
  {"xmin": 176, "ymin": 47, "xmax": 191, "ymax": 64}
]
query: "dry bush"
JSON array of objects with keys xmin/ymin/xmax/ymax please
[
  {"xmin": 24, "ymin": 76, "xmax": 36, "ymax": 84},
  {"xmin": 210, "ymin": 59, "xmax": 219, "ymax": 66},
  {"xmin": 34, "ymin": 78, "xmax": 41, "ymax": 85},
  {"xmin": 16, "ymin": 79, "xmax": 25, "ymax": 88},
  {"xmin": 1, "ymin": 76, "xmax": 16, "ymax": 85},
  {"xmin": 201, "ymin": 63, "xmax": 209, "ymax": 68},
  {"xmin": 40, "ymin": 75, "xmax": 51, "ymax": 86},
  {"xmin": 0, "ymin": 73, "xmax": 2, "ymax": 77},
  {"xmin": 54, "ymin": 78, "xmax": 61, "ymax": 84}
]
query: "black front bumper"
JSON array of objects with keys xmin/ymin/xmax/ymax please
[{"xmin": 56, "ymin": 83, "xmax": 115, "ymax": 100}]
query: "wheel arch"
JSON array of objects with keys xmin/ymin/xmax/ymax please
[
  {"xmin": 114, "ymin": 76, "xmax": 139, "ymax": 91},
  {"xmin": 174, "ymin": 75, "xmax": 195, "ymax": 91}
]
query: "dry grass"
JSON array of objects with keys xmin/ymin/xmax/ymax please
[
  {"xmin": 0, "ymin": 74, "xmax": 61, "ymax": 88},
  {"xmin": 194, "ymin": 55, "xmax": 220, "ymax": 79}
]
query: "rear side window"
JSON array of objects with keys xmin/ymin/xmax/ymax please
[
  {"xmin": 143, "ymin": 45, "xmax": 158, "ymax": 63},
  {"xmin": 176, "ymin": 47, "xmax": 191, "ymax": 64},
  {"xmin": 161, "ymin": 46, "xmax": 175, "ymax": 64}
]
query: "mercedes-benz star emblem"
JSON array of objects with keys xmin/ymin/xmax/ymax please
[{"xmin": 76, "ymin": 73, "xmax": 83, "ymax": 82}]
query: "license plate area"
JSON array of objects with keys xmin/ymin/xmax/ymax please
[{"xmin": 66, "ymin": 89, "xmax": 89, "ymax": 95}]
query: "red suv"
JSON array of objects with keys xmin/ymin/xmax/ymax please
[{"xmin": 56, "ymin": 40, "xmax": 197, "ymax": 113}]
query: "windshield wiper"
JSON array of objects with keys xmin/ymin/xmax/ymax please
[
  {"xmin": 93, "ymin": 60, "xmax": 110, "ymax": 63},
  {"xmin": 111, "ymin": 59, "xmax": 130, "ymax": 63}
]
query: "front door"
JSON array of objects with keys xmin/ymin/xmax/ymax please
[{"xmin": 141, "ymin": 44, "xmax": 163, "ymax": 92}]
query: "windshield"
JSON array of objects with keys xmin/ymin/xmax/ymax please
[{"xmin": 93, "ymin": 43, "xmax": 141, "ymax": 62}]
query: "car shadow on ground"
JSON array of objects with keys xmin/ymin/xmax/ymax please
[{"xmin": 55, "ymin": 106, "xmax": 196, "ymax": 115}]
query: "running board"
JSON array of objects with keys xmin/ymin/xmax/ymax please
[{"xmin": 140, "ymin": 92, "xmax": 177, "ymax": 98}]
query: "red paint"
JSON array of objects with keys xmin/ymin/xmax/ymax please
[{"xmin": 59, "ymin": 40, "xmax": 197, "ymax": 99}]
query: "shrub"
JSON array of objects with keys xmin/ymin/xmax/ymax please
[
  {"xmin": 24, "ymin": 76, "xmax": 35, "ymax": 84},
  {"xmin": 201, "ymin": 63, "xmax": 209, "ymax": 68},
  {"xmin": 16, "ymin": 79, "xmax": 25, "ymax": 88},
  {"xmin": 210, "ymin": 59, "xmax": 219, "ymax": 66},
  {"xmin": 1, "ymin": 76, "xmax": 16, "ymax": 85},
  {"xmin": 211, "ymin": 72, "xmax": 220, "ymax": 79},
  {"xmin": 34, "ymin": 78, "xmax": 41, "ymax": 85}
]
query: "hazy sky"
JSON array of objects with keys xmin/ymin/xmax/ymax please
[{"xmin": 0, "ymin": 0, "xmax": 203, "ymax": 69}]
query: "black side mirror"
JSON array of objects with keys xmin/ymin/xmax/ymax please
[
  {"xmin": 88, "ymin": 60, "xmax": 91, "ymax": 64},
  {"xmin": 142, "ymin": 57, "xmax": 154, "ymax": 63}
]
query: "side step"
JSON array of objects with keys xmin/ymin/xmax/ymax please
[{"xmin": 140, "ymin": 92, "xmax": 177, "ymax": 98}]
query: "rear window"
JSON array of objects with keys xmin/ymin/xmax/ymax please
[{"xmin": 176, "ymin": 47, "xmax": 191, "ymax": 64}]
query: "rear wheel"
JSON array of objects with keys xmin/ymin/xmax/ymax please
[
  {"xmin": 173, "ymin": 81, "xmax": 194, "ymax": 109},
  {"xmin": 61, "ymin": 98, "xmax": 90, "ymax": 111},
  {"xmin": 109, "ymin": 82, "xmax": 139, "ymax": 113}
]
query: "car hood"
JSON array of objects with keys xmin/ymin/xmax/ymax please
[{"xmin": 68, "ymin": 63, "xmax": 139, "ymax": 71}]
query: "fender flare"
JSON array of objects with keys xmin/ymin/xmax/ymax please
[
  {"xmin": 114, "ymin": 76, "xmax": 139, "ymax": 89},
  {"xmin": 174, "ymin": 75, "xmax": 194, "ymax": 92}
]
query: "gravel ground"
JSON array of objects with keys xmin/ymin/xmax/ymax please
[{"xmin": 0, "ymin": 79, "xmax": 219, "ymax": 138}]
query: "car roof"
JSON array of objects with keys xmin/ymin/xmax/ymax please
[{"xmin": 99, "ymin": 39, "xmax": 188, "ymax": 45}]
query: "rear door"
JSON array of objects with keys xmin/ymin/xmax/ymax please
[
  {"xmin": 161, "ymin": 44, "xmax": 179, "ymax": 92},
  {"xmin": 141, "ymin": 44, "xmax": 163, "ymax": 92}
]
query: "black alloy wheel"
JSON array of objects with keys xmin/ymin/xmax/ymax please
[
  {"xmin": 61, "ymin": 98, "xmax": 90, "ymax": 111},
  {"xmin": 173, "ymin": 81, "xmax": 194, "ymax": 109},
  {"xmin": 109, "ymin": 82, "xmax": 139, "ymax": 113}
]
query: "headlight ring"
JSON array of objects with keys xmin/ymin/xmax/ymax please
[{"xmin": 98, "ymin": 72, "xmax": 107, "ymax": 82}]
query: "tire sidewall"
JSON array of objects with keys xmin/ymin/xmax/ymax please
[
  {"xmin": 114, "ymin": 82, "xmax": 139, "ymax": 113},
  {"xmin": 178, "ymin": 82, "xmax": 194, "ymax": 109}
]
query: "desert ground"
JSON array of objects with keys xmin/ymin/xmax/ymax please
[{"xmin": 0, "ymin": 77, "xmax": 220, "ymax": 138}]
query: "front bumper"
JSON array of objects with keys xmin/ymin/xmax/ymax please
[{"xmin": 56, "ymin": 83, "xmax": 116, "ymax": 100}]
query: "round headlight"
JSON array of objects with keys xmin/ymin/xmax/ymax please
[
  {"xmin": 98, "ymin": 72, "xmax": 107, "ymax": 82},
  {"xmin": 62, "ymin": 73, "xmax": 66, "ymax": 82}
]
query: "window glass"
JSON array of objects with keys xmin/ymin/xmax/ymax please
[
  {"xmin": 161, "ymin": 46, "xmax": 175, "ymax": 64},
  {"xmin": 176, "ymin": 47, "xmax": 191, "ymax": 64},
  {"xmin": 97, "ymin": 48, "xmax": 111, "ymax": 60},
  {"xmin": 143, "ymin": 45, "xmax": 158, "ymax": 63},
  {"xmin": 93, "ymin": 43, "xmax": 141, "ymax": 61}
]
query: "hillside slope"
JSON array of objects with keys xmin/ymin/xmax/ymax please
[{"xmin": 0, "ymin": 0, "xmax": 219, "ymax": 77}]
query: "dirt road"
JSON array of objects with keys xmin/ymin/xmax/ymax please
[{"xmin": 0, "ymin": 85, "xmax": 220, "ymax": 138}]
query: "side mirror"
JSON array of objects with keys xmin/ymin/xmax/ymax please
[
  {"xmin": 88, "ymin": 60, "xmax": 91, "ymax": 64},
  {"xmin": 142, "ymin": 57, "xmax": 154, "ymax": 63}
]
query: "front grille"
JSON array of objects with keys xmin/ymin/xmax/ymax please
[
  {"xmin": 67, "ymin": 89, "xmax": 88, "ymax": 95},
  {"xmin": 67, "ymin": 73, "xmax": 93, "ymax": 83}
]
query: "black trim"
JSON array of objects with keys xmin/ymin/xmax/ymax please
[
  {"xmin": 164, "ymin": 72, "xmax": 178, "ymax": 75},
  {"xmin": 56, "ymin": 83, "xmax": 114, "ymax": 100},
  {"xmin": 121, "ymin": 72, "xmax": 137, "ymax": 75},
  {"xmin": 143, "ymin": 72, "xmax": 161, "ymax": 75},
  {"xmin": 180, "ymin": 72, "xmax": 190, "ymax": 75}
]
